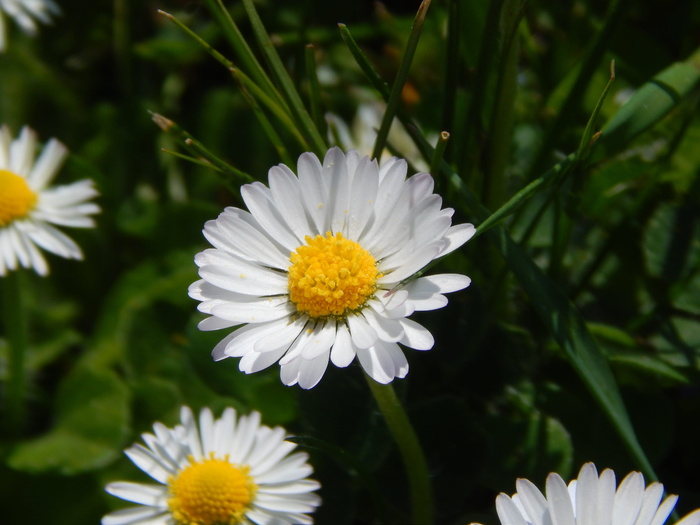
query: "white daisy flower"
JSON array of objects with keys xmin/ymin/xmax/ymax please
[
  {"xmin": 189, "ymin": 147, "xmax": 474, "ymax": 389},
  {"xmin": 325, "ymin": 87, "xmax": 436, "ymax": 173},
  {"xmin": 0, "ymin": 0, "xmax": 59, "ymax": 51},
  {"xmin": 103, "ymin": 406, "xmax": 321, "ymax": 525},
  {"xmin": 495, "ymin": 462, "xmax": 700, "ymax": 525},
  {"xmin": 0, "ymin": 125, "xmax": 99, "ymax": 277}
]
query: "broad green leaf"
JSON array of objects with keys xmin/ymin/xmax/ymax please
[{"xmin": 8, "ymin": 365, "xmax": 129, "ymax": 474}]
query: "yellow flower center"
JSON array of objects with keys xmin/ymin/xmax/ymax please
[
  {"xmin": 288, "ymin": 231, "xmax": 379, "ymax": 318},
  {"xmin": 0, "ymin": 169, "xmax": 37, "ymax": 226},
  {"xmin": 168, "ymin": 455, "xmax": 257, "ymax": 525}
]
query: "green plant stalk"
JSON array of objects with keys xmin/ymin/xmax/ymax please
[
  {"xmin": 365, "ymin": 376, "xmax": 433, "ymax": 525},
  {"xmin": 160, "ymin": 147, "xmax": 217, "ymax": 169},
  {"xmin": 483, "ymin": 0, "xmax": 521, "ymax": 211},
  {"xmin": 2, "ymin": 271, "xmax": 28, "ymax": 435},
  {"xmin": 305, "ymin": 44, "xmax": 326, "ymax": 137},
  {"xmin": 159, "ymin": 9, "xmax": 303, "ymax": 143},
  {"xmin": 473, "ymin": 153, "xmax": 576, "ymax": 238},
  {"xmin": 548, "ymin": 62, "xmax": 615, "ymax": 277},
  {"xmin": 338, "ymin": 24, "xmax": 391, "ymax": 98},
  {"xmin": 241, "ymin": 0, "xmax": 327, "ymax": 155},
  {"xmin": 371, "ymin": 0, "xmax": 431, "ymax": 161},
  {"xmin": 151, "ymin": 112, "xmax": 254, "ymax": 186},
  {"xmin": 458, "ymin": 0, "xmax": 505, "ymax": 186},
  {"xmin": 429, "ymin": 131, "xmax": 450, "ymax": 179},
  {"xmin": 231, "ymin": 68, "xmax": 295, "ymax": 167},
  {"xmin": 208, "ymin": 0, "xmax": 287, "ymax": 109},
  {"xmin": 440, "ymin": 0, "xmax": 460, "ymax": 135},
  {"xmin": 527, "ymin": 0, "xmax": 624, "ymax": 180}
]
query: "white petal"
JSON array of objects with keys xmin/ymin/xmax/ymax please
[
  {"xmin": 398, "ymin": 318, "xmax": 434, "ymax": 350},
  {"xmin": 123, "ymin": 445, "xmax": 174, "ymax": 485},
  {"xmin": 648, "ymin": 495, "xmax": 678, "ymax": 525},
  {"xmin": 438, "ymin": 222, "xmax": 475, "ymax": 256},
  {"xmin": 363, "ymin": 307, "xmax": 403, "ymax": 342},
  {"xmin": 324, "ymin": 147, "xmax": 352, "ymax": 234},
  {"xmin": 330, "ymin": 322, "xmax": 356, "ymax": 367},
  {"xmin": 356, "ymin": 341, "xmax": 406, "ymax": 384},
  {"xmin": 254, "ymin": 317, "xmax": 307, "ymax": 353},
  {"xmin": 101, "ymin": 506, "xmax": 169, "ymax": 525},
  {"xmin": 239, "ymin": 347, "xmax": 288, "ymax": 374},
  {"xmin": 415, "ymin": 273, "xmax": 472, "ymax": 294},
  {"xmin": 546, "ymin": 472, "xmax": 575, "ymax": 525},
  {"xmin": 104, "ymin": 482, "xmax": 168, "ymax": 507},
  {"xmin": 346, "ymin": 313, "xmax": 378, "ymax": 349},
  {"xmin": 377, "ymin": 242, "xmax": 441, "ymax": 285},
  {"xmin": 296, "ymin": 151, "xmax": 328, "ymax": 234},
  {"xmin": 346, "ymin": 155, "xmax": 379, "ymax": 240},
  {"xmin": 10, "ymin": 126, "xmax": 36, "ymax": 176},
  {"xmin": 634, "ymin": 483, "xmax": 663, "ymax": 525},
  {"xmin": 259, "ymin": 479, "xmax": 321, "ymax": 495},
  {"xmin": 613, "ymin": 471, "xmax": 644, "ymax": 525},
  {"xmin": 297, "ymin": 352, "xmax": 330, "ymax": 389},
  {"xmin": 268, "ymin": 164, "xmax": 314, "ymax": 244},
  {"xmin": 575, "ymin": 462, "xmax": 600, "ymax": 525},
  {"xmin": 19, "ymin": 220, "xmax": 82, "ymax": 259},
  {"xmin": 496, "ymin": 494, "xmax": 529, "ymax": 525},
  {"xmin": 27, "ymin": 138, "xmax": 68, "ymax": 190},
  {"xmin": 516, "ymin": 478, "xmax": 548, "ymax": 523},
  {"xmin": 217, "ymin": 318, "xmax": 298, "ymax": 359},
  {"xmin": 300, "ymin": 320, "xmax": 336, "ymax": 360},
  {"xmin": 210, "ymin": 297, "xmax": 293, "ymax": 324},
  {"xmin": 208, "ymin": 211, "xmax": 291, "ymax": 270},
  {"xmin": 675, "ymin": 510, "xmax": 700, "ymax": 525},
  {"xmin": 242, "ymin": 182, "xmax": 303, "ymax": 251},
  {"xmin": 196, "ymin": 249, "xmax": 288, "ymax": 296},
  {"xmin": 197, "ymin": 316, "xmax": 239, "ymax": 331},
  {"xmin": 227, "ymin": 411, "xmax": 261, "ymax": 465}
]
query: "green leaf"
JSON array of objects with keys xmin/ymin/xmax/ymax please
[
  {"xmin": 489, "ymin": 228, "xmax": 657, "ymax": 477},
  {"xmin": 8, "ymin": 365, "xmax": 129, "ymax": 474}
]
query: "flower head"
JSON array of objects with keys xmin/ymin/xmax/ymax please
[
  {"xmin": 189, "ymin": 147, "xmax": 474, "ymax": 389},
  {"xmin": 0, "ymin": 0, "xmax": 59, "ymax": 51},
  {"xmin": 495, "ymin": 462, "xmax": 700, "ymax": 525},
  {"xmin": 103, "ymin": 406, "xmax": 321, "ymax": 525},
  {"xmin": 0, "ymin": 125, "xmax": 99, "ymax": 276}
]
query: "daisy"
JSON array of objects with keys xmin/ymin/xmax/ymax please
[
  {"xmin": 189, "ymin": 147, "xmax": 474, "ymax": 389},
  {"xmin": 103, "ymin": 406, "xmax": 321, "ymax": 525},
  {"xmin": 495, "ymin": 462, "xmax": 700, "ymax": 525},
  {"xmin": 0, "ymin": 125, "xmax": 99, "ymax": 277},
  {"xmin": 0, "ymin": 0, "xmax": 59, "ymax": 51},
  {"xmin": 325, "ymin": 88, "xmax": 435, "ymax": 173}
]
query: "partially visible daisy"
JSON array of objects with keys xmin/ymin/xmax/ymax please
[
  {"xmin": 495, "ymin": 462, "xmax": 700, "ymax": 525},
  {"xmin": 325, "ymin": 87, "xmax": 436, "ymax": 172},
  {"xmin": 189, "ymin": 147, "xmax": 474, "ymax": 389},
  {"xmin": 103, "ymin": 406, "xmax": 321, "ymax": 525},
  {"xmin": 0, "ymin": 0, "xmax": 59, "ymax": 51},
  {"xmin": 0, "ymin": 125, "xmax": 99, "ymax": 276}
]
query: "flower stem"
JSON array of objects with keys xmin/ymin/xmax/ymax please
[
  {"xmin": 2, "ymin": 271, "xmax": 28, "ymax": 435},
  {"xmin": 365, "ymin": 375, "xmax": 433, "ymax": 525}
]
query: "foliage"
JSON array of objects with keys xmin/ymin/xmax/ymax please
[{"xmin": 1, "ymin": 0, "xmax": 700, "ymax": 524}]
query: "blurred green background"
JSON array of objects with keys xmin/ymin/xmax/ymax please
[{"xmin": 1, "ymin": 0, "xmax": 700, "ymax": 524}]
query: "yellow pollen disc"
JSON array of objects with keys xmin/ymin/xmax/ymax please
[
  {"xmin": 168, "ymin": 455, "xmax": 257, "ymax": 525},
  {"xmin": 288, "ymin": 231, "xmax": 379, "ymax": 318},
  {"xmin": 0, "ymin": 169, "xmax": 38, "ymax": 227}
]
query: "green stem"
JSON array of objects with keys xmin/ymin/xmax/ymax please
[
  {"xmin": 372, "ymin": 0, "xmax": 431, "ymax": 161},
  {"xmin": 2, "ymin": 271, "xmax": 28, "ymax": 435},
  {"xmin": 365, "ymin": 375, "xmax": 433, "ymax": 525}
]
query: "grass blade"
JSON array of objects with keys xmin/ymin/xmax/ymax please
[
  {"xmin": 371, "ymin": 0, "xmax": 431, "ymax": 160},
  {"xmin": 241, "ymin": 0, "xmax": 327, "ymax": 155}
]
